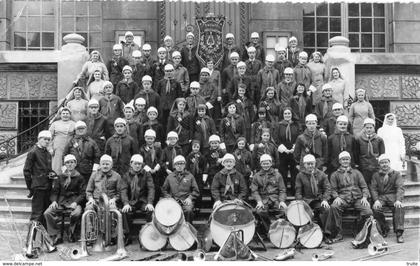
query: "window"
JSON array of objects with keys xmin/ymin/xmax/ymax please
[
  {"xmin": 303, "ymin": 3, "xmax": 386, "ymax": 53},
  {"xmin": 263, "ymin": 32, "xmax": 290, "ymax": 58},
  {"xmin": 13, "ymin": 0, "xmax": 57, "ymax": 50}
]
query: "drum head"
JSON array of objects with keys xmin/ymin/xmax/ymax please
[
  {"xmin": 154, "ymin": 198, "xmax": 183, "ymax": 227},
  {"xmin": 139, "ymin": 222, "xmax": 167, "ymax": 251},
  {"xmin": 269, "ymin": 219, "xmax": 296, "ymax": 248},
  {"xmin": 286, "ymin": 200, "xmax": 313, "ymax": 226},
  {"xmin": 298, "ymin": 223, "xmax": 323, "ymax": 249},
  {"xmin": 169, "ymin": 222, "xmax": 197, "ymax": 251}
]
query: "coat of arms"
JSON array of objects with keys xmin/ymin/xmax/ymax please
[{"xmin": 196, "ymin": 14, "xmax": 226, "ymax": 68}]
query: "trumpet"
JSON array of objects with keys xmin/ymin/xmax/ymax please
[
  {"xmin": 25, "ymin": 221, "xmax": 56, "ymax": 259},
  {"xmin": 312, "ymin": 250, "xmax": 334, "ymax": 261},
  {"xmin": 368, "ymin": 243, "xmax": 388, "ymax": 256}
]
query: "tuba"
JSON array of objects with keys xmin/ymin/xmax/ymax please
[
  {"xmin": 75, "ymin": 193, "xmax": 127, "ymax": 260},
  {"xmin": 25, "ymin": 221, "xmax": 56, "ymax": 258}
]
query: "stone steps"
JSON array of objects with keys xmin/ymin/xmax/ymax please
[{"xmin": 0, "ymin": 184, "xmax": 29, "ymax": 197}]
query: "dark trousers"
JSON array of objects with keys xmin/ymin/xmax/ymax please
[
  {"xmin": 327, "ymin": 198, "xmax": 373, "ymax": 237},
  {"xmin": 160, "ymin": 109, "xmax": 170, "ymax": 133},
  {"xmin": 44, "ymin": 205, "xmax": 82, "ymax": 237},
  {"xmin": 278, "ymin": 153, "xmax": 298, "ymax": 196},
  {"xmin": 359, "ymin": 167, "xmax": 377, "ymax": 186},
  {"xmin": 305, "ymin": 199, "xmax": 331, "ymax": 235},
  {"xmin": 254, "ymin": 202, "xmax": 285, "ymax": 236},
  {"xmin": 30, "ymin": 189, "xmax": 50, "ymax": 224},
  {"xmin": 373, "ymin": 198, "xmax": 405, "ymax": 235},
  {"xmin": 122, "ymin": 202, "xmax": 152, "ymax": 236},
  {"xmin": 180, "ymin": 201, "xmax": 194, "ymax": 224}
]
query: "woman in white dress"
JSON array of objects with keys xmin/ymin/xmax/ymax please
[
  {"xmin": 377, "ymin": 113, "xmax": 406, "ymax": 172},
  {"xmin": 66, "ymin": 87, "xmax": 89, "ymax": 122},
  {"xmin": 74, "ymin": 50, "xmax": 109, "ymax": 87},
  {"xmin": 328, "ymin": 67, "xmax": 348, "ymax": 109},
  {"xmin": 307, "ymin": 51, "xmax": 326, "ymax": 106}
]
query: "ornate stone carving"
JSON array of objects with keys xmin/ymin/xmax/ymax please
[
  {"xmin": 239, "ymin": 3, "xmax": 248, "ymax": 49},
  {"xmin": 28, "ymin": 74, "xmax": 42, "ymax": 98},
  {"xmin": 0, "ymin": 102, "xmax": 17, "ymax": 129},
  {"xmin": 0, "ymin": 73, "xmax": 7, "ymax": 98},
  {"xmin": 204, "ymin": 2, "xmax": 210, "ymax": 15},
  {"xmin": 159, "ymin": 1, "xmax": 166, "ymax": 44},
  {"xmin": 0, "ymin": 131, "xmax": 17, "ymax": 157},
  {"xmin": 403, "ymin": 131, "xmax": 420, "ymax": 152},
  {"xmin": 401, "ymin": 75, "xmax": 420, "ymax": 99},
  {"xmin": 355, "ymin": 74, "xmax": 400, "ymax": 99},
  {"xmin": 391, "ymin": 102, "xmax": 420, "ymax": 127},
  {"xmin": 40, "ymin": 74, "xmax": 57, "ymax": 99},
  {"xmin": 9, "ymin": 74, "xmax": 27, "ymax": 98}
]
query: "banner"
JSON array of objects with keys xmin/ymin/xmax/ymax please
[{"xmin": 196, "ymin": 15, "xmax": 226, "ymax": 68}]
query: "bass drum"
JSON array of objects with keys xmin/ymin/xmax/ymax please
[
  {"xmin": 286, "ymin": 200, "xmax": 314, "ymax": 226},
  {"xmin": 153, "ymin": 198, "xmax": 184, "ymax": 235},
  {"xmin": 268, "ymin": 219, "xmax": 296, "ymax": 248},
  {"xmin": 210, "ymin": 201, "xmax": 255, "ymax": 247},
  {"xmin": 297, "ymin": 223, "xmax": 323, "ymax": 248},
  {"xmin": 138, "ymin": 222, "xmax": 167, "ymax": 251},
  {"xmin": 169, "ymin": 222, "xmax": 198, "ymax": 251}
]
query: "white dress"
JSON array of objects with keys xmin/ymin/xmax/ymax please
[{"xmin": 377, "ymin": 114, "xmax": 406, "ymax": 171}]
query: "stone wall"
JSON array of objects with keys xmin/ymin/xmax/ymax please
[{"xmin": 389, "ymin": 3, "xmax": 420, "ymax": 53}]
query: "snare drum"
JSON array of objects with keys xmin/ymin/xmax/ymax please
[
  {"xmin": 169, "ymin": 222, "xmax": 198, "ymax": 251},
  {"xmin": 138, "ymin": 222, "xmax": 167, "ymax": 251},
  {"xmin": 210, "ymin": 201, "xmax": 255, "ymax": 247},
  {"xmin": 286, "ymin": 200, "xmax": 314, "ymax": 226},
  {"xmin": 153, "ymin": 198, "xmax": 184, "ymax": 235},
  {"xmin": 297, "ymin": 223, "xmax": 323, "ymax": 248},
  {"xmin": 268, "ymin": 219, "xmax": 296, "ymax": 248}
]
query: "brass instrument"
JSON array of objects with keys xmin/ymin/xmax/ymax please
[
  {"xmin": 367, "ymin": 243, "xmax": 388, "ymax": 256},
  {"xmin": 75, "ymin": 193, "xmax": 127, "ymax": 260},
  {"xmin": 312, "ymin": 250, "xmax": 334, "ymax": 261},
  {"xmin": 25, "ymin": 221, "xmax": 56, "ymax": 259}
]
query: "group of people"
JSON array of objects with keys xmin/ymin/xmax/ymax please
[{"xmin": 23, "ymin": 30, "xmax": 407, "ymax": 249}]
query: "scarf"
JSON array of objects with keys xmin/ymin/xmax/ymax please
[
  {"xmin": 112, "ymin": 133, "xmax": 127, "ymax": 160},
  {"xmin": 168, "ymin": 145, "xmax": 177, "ymax": 166},
  {"xmin": 361, "ymin": 132, "xmax": 379, "ymax": 157},
  {"xmin": 73, "ymin": 135, "xmax": 87, "ymax": 157},
  {"xmin": 322, "ymin": 98, "xmax": 330, "ymax": 118},
  {"xmin": 128, "ymin": 169, "xmax": 141, "ymax": 201},
  {"xmin": 227, "ymin": 113, "xmax": 237, "ymax": 133},
  {"xmin": 104, "ymin": 95, "xmax": 113, "ymax": 115},
  {"xmin": 305, "ymin": 129, "xmax": 317, "ymax": 155},
  {"xmin": 281, "ymin": 120, "xmax": 292, "ymax": 142},
  {"xmin": 192, "ymin": 152, "xmax": 200, "ymax": 175},
  {"xmin": 339, "ymin": 166, "xmax": 352, "ymax": 185},
  {"xmin": 187, "ymin": 44, "xmax": 193, "ymax": 60},
  {"xmin": 221, "ymin": 168, "xmax": 236, "ymax": 196},
  {"xmin": 100, "ymin": 171, "xmax": 113, "ymax": 194},
  {"xmin": 379, "ymin": 168, "xmax": 391, "ymax": 185},
  {"xmin": 200, "ymin": 116, "xmax": 208, "ymax": 143},
  {"xmin": 165, "ymin": 77, "xmax": 172, "ymax": 94},
  {"xmin": 310, "ymin": 171, "xmax": 318, "ymax": 196},
  {"xmin": 146, "ymin": 143, "xmax": 156, "ymax": 163},
  {"xmin": 298, "ymin": 94, "xmax": 306, "ymax": 119},
  {"xmin": 63, "ymin": 169, "xmax": 74, "ymax": 189}
]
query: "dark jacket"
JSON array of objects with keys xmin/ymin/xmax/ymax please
[
  {"xmin": 259, "ymin": 99, "xmax": 282, "ymax": 123},
  {"xmin": 211, "ymin": 169, "xmax": 247, "ymax": 201},
  {"xmin": 287, "ymin": 47, "xmax": 300, "ymax": 67},
  {"xmin": 272, "ymin": 120, "xmax": 300, "ymax": 148},
  {"xmin": 294, "ymin": 129, "xmax": 328, "ymax": 169},
  {"xmin": 221, "ymin": 64, "xmax": 238, "ymax": 91},
  {"xmin": 370, "ymin": 169, "xmax": 404, "ymax": 203},
  {"xmin": 295, "ymin": 169, "xmax": 331, "ymax": 202},
  {"xmin": 121, "ymin": 168, "xmax": 155, "ymax": 206},
  {"xmin": 23, "ymin": 145, "xmax": 53, "ymax": 191},
  {"xmin": 133, "ymin": 89, "xmax": 161, "ymax": 110},
  {"xmin": 314, "ymin": 96, "xmax": 336, "ymax": 125},
  {"xmin": 250, "ymin": 119, "xmax": 272, "ymax": 145},
  {"xmin": 220, "ymin": 114, "xmax": 246, "ymax": 146},
  {"xmin": 221, "ymin": 45, "xmax": 241, "ymax": 71},
  {"xmin": 105, "ymin": 134, "xmax": 138, "ymax": 175},
  {"xmin": 274, "ymin": 59, "xmax": 293, "ymax": 80},
  {"xmin": 156, "ymin": 78, "xmax": 183, "ymax": 111},
  {"xmin": 86, "ymin": 113, "xmax": 109, "ymax": 142},
  {"xmin": 152, "ymin": 59, "xmax": 170, "ymax": 87},
  {"xmin": 233, "ymin": 148, "xmax": 252, "ymax": 178},
  {"xmin": 355, "ymin": 132, "xmax": 385, "ymax": 171},
  {"xmin": 167, "ymin": 112, "xmax": 194, "ymax": 146},
  {"xmin": 126, "ymin": 119, "xmax": 142, "ymax": 149},
  {"xmin": 162, "ymin": 170, "xmax": 200, "ymax": 201},
  {"xmin": 98, "ymin": 94, "xmax": 124, "ymax": 123},
  {"xmin": 139, "ymin": 143, "xmax": 162, "ymax": 169},
  {"xmin": 288, "ymin": 95, "xmax": 313, "ymax": 126},
  {"xmin": 186, "ymin": 151, "xmax": 207, "ymax": 177},
  {"xmin": 330, "ymin": 167, "xmax": 370, "ymax": 202},
  {"xmin": 115, "ymin": 79, "xmax": 140, "ymax": 104},
  {"xmin": 132, "ymin": 63, "xmax": 147, "ymax": 87},
  {"xmin": 64, "ymin": 135, "xmax": 101, "ymax": 177},
  {"xmin": 139, "ymin": 120, "xmax": 165, "ymax": 146},
  {"xmin": 86, "ymin": 169, "xmax": 123, "ymax": 202},
  {"xmin": 229, "ymin": 75, "xmax": 253, "ymax": 100},
  {"xmin": 180, "ymin": 45, "xmax": 201, "ymax": 76},
  {"xmin": 193, "ymin": 115, "xmax": 217, "ymax": 149},
  {"xmin": 107, "ymin": 56, "xmax": 129, "ymax": 88},
  {"xmin": 251, "ymin": 168, "xmax": 286, "ymax": 205},
  {"xmin": 251, "ymin": 141, "xmax": 279, "ymax": 171},
  {"xmin": 141, "ymin": 55, "xmax": 156, "ymax": 78},
  {"xmin": 321, "ymin": 116, "xmax": 352, "ymax": 137},
  {"xmin": 186, "ymin": 94, "xmax": 206, "ymax": 115},
  {"xmin": 242, "ymin": 43, "xmax": 265, "ymax": 62},
  {"xmin": 257, "ymin": 67, "xmax": 281, "ymax": 97},
  {"xmin": 160, "ymin": 144, "xmax": 183, "ymax": 172},
  {"xmin": 198, "ymin": 81, "xmax": 218, "ymax": 105},
  {"xmin": 293, "ymin": 63, "xmax": 312, "ymax": 90},
  {"xmin": 205, "ymin": 147, "xmax": 226, "ymax": 177},
  {"xmin": 328, "ymin": 130, "xmax": 357, "ymax": 171},
  {"xmin": 278, "ymin": 80, "xmax": 296, "ymax": 107},
  {"xmin": 50, "ymin": 170, "xmax": 85, "ymax": 206}
]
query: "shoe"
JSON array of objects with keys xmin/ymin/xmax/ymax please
[
  {"xmin": 274, "ymin": 248, "xmax": 296, "ymax": 261},
  {"xmin": 397, "ymin": 235, "xmax": 404, "ymax": 243},
  {"xmin": 330, "ymin": 234, "xmax": 344, "ymax": 243},
  {"xmin": 53, "ymin": 236, "xmax": 63, "ymax": 245},
  {"xmin": 324, "ymin": 238, "xmax": 333, "ymax": 245}
]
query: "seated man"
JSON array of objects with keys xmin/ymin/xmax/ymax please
[
  {"xmin": 211, "ymin": 153, "xmax": 248, "ymax": 209},
  {"xmin": 121, "ymin": 154, "xmax": 155, "ymax": 245},
  {"xmin": 371, "ymin": 154, "xmax": 405, "ymax": 243},
  {"xmin": 327, "ymin": 151, "xmax": 372, "ymax": 244},
  {"xmin": 162, "ymin": 155, "xmax": 200, "ymax": 224},
  {"xmin": 251, "ymin": 154, "xmax": 287, "ymax": 237},
  {"xmin": 44, "ymin": 154, "xmax": 85, "ymax": 244},
  {"xmin": 295, "ymin": 154, "xmax": 332, "ymax": 238}
]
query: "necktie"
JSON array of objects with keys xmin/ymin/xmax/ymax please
[
  {"xmin": 171, "ymin": 147, "xmax": 177, "ymax": 166},
  {"xmin": 201, "ymin": 117, "xmax": 208, "ymax": 142},
  {"xmin": 285, "ymin": 122, "xmax": 292, "ymax": 142},
  {"xmin": 383, "ymin": 173, "xmax": 389, "ymax": 185},
  {"xmin": 188, "ymin": 45, "xmax": 192, "ymax": 60},
  {"xmin": 146, "ymin": 92, "xmax": 150, "ymax": 105},
  {"xmin": 165, "ymin": 79, "xmax": 171, "ymax": 94},
  {"xmin": 340, "ymin": 133, "xmax": 346, "ymax": 151},
  {"xmin": 130, "ymin": 174, "xmax": 140, "ymax": 201},
  {"xmin": 298, "ymin": 96, "xmax": 306, "ymax": 119},
  {"xmin": 343, "ymin": 168, "xmax": 351, "ymax": 185},
  {"xmin": 367, "ymin": 135, "xmax": 376, "ymax": 157},
  {"xmin": 310, "ymin": 172, "xmax": 318, "ymax": 196},
  {"xmin": 106, "ymin": 97, "xmax": 112, "ymax": 116},
  {"xmin": 64, "ymin": 171, "xmax": 71, "ymax": 189},
  {"xmin": 230, "ymin": 116, "xmax": 236, "ymax": 132},
  {"xmin": 267, "ymin": 70, "xmax": 273, "ymax": 86},
  {"xmin": 323, "ymin": 100, "xmax": 329, "ymax": 118},
  {"xmin": 224, "ymin": 172, "xmax": 235, "ymax": 195},
  {"xmin": 149, "ymin": 145, "xmax": 156, "ymax": 163},
  {"xmin": 193, "ymin": 154, "xmax": 200, "ymax": 175}
]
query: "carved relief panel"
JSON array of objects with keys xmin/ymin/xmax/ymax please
[
  {"xmin": 390, "ymin": 102, "xmax": 420, "ymax": 128},
  {"xmin": 355, "ymin": 74, "xmax": 400, "ymax": 99},
  {"xmin": 0, "ymin": 102, "xmax": 18, "ymax": 129},
  {"xmin": 0, "ymin": 72, "xmax": 57, "ymax": 100},
  {"xmin": 0, "ymin": 131, "xmax": 17, "ymax": 157}
]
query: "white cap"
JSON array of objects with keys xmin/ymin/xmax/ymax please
[
  {"xmin": 299, "ymin": 51, "xmax": 308, "ymax": 58},
  {"xmin": 250, "ymin": 32, "xmax": 259, "ymax": 38},
  {"xmin": 164, "ymin": 35, "xmax": 173, "ymax": 42},
  {"xmin": 135, "ymin": 97, "xmax": 146, "ymax": 105},
  {"xmin": 265, "ymin": 54, "xmax": 275, "ymax": 62},
  {"xmin": 125, "ymin": 31, "xmax": 134, "ymax": 37},
  {"xmin": 100, "ymin": 154, "xmax": 113, "ymax": 163},
  {"xmin": 378, "ymin": 154, "xmax": 391, "ymax": 162},
  {"xmin": 103, "ymin": 81, "xmax": 113, "ymax": 89},
  {"xmin": 142, "ymin": 43, "xmax": 152, "ymax": 50},
  {"xmin": 124, "ymin": 103, "xmax": 135, "ymax": 111},
  {"xmin": 164, "ymin": 64, "xmax": 174, "ymax": 71},
  {"xmin": 122, "ymin": 65, "xmax": 133, "ymax": 72},
  {"xmin": 226, "ymin": 33, "xmax": 234, "ymax": 39},
  {"xmin": 200, "ymin": 67, "xmax": 211, "ymax": 74},
  {"xmin": 167, "ymin": 131, "xmax": 179, "ymax": 139},
  {"xmin": 190, "ymin": 81, "xmax": 200, "ymax": 88},
  {"xmin": 64, "ymin": 154, "xmax": 77, "ymax": 163},
  {"xmin": 338, "ymin": 151, "xmax": 351, "ymax": 160},
  {"xmin": 363, "ymin": 118, "xmax": 375, "ymax": 126},
  {"xmin": 132, "ymin": 50, "xmax": 142, "ymax": 57},
  {"xmin": 305, "ymin": 114, "xmax": 318, "ymax": 122},
  {"xmin": 142, "ymin": 75, "xmax": 152, "ymax": 82},
  {"xmin": 222, "ymin": 153, "xmax": 235, "ymax": 163},
  {"xmin": 131, "ymin": 154, "xmax": 144, "ymax": 164},
  {"xmin": 284, "ymin": 67, "xmax": 294, "ymax": 74},
  {"xmin": 209, "ymin": 134, "xmax": 220, "ymax": 143},
  {"xmin": 147, "ymin": 106, "xmax": 158, "ymax": 115},
  {"xmin": 114, "ymin": 117, "xmax": 127, "ymax": 126},
  {"xmin": 247, "ymin": 46, "xmax": 256, "ymax": 52},
  {"xmin": 336, "ymin": 115, "xmax": 349, "ymax": 123},
  {"xmin": 332, "ymin": 103, "xmax": 343, "ymax": 110},
  {"xmin": 172, "ymin": 51, "xmax": 181, "ymax": 58},
  {"xmin": 157, "ymin": 47, "xmax": 166, "ymax": 53},
  {"xmin": 260, "ymin": 154, "xmax": 272, "ymax": 163},
  {"xmin": 289, "ymin": 36, "xmax": 297, "ymax": 42},
  {"xmin": 75, "ymin": 121, "xmax": 87, "ymax": 129},
  {"xmin": 186, "ymin": 32, "xmax": 194, "ymax": 38},
  {"xmin": 322, "ymin": 83, "xmax": 333, "ymax": 91},
  {"xmin": 173, "ymin": 155, "xmax": 186, "ymax": 164},
  {"xmin": 38, "ymin": 130, "xmax": 52, "ymax": 139},
  {"xmin": 113, "ymin": 44, "xmax": 122, "ymax": 50},
  {"xmin": 144, "ymin": 129, "xmax": 156, "ymax": 138},
  {"xmin": 237, "ymin": 61, "xmax": 246, "ymax": 68},
  {"xmin": 303, "ymin": 154, "xmax": 316, "ymax": 163},
  {"xmin": 230, "ymin": 52, "xmax": 239, "ymax": 59},
  {"xmin": 88, "ymin": 98, "xmax": 99, "ymax": 107},
  {"xmin": 275, "ymin": 44, "xmax": 286, "ymax": 52}
]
